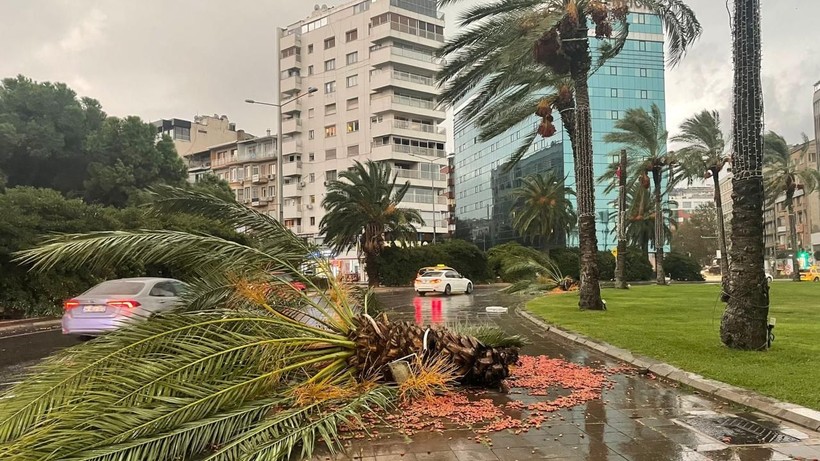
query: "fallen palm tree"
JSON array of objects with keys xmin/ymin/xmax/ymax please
[{"xmin": 0, "ymin": 188, "xmax": 520, "ymax": 461}]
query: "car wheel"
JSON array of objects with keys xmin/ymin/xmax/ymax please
[
  {"xmin": 417, "ymin": 291, "xmax": 425, "ymax": 297},
  {"xmin": 814, "ymin": 277, "xmax": 819, "ymax": 282},
  {"xmin": 77, "ymin": 335, "xmax": 94, "ymax": 342},
  {"xmin": 767, "ymin": 276, "xmax": 773, "ymax": 283},
  {"xmin": 444, "ymin": 284, "xmax": 452, "ymax": 296},
  {"xmin": 465, "ymin": 283, "xmax": 473, "ymax": 294}
]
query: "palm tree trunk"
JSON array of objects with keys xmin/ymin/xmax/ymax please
[
  {"xmin": 570, "ymin": 77, "xmax": 604, "ymax": 310},
  {"xmin": 652, "ymin": 168, "xmax": 666, "ymax": 285},
  {"xmin": 616, "ymin": 151, "xmax": 628, "ymax": 289},
  {"xmin": 788, "ymin": 203, "xmax": 801, "ymax": 282},
  {"xmin": 364, "ymin": 250, "xmax": 380, "ymax": 288},
  {"xmin": 720, "ymin": 0, "xmax": 769, "ymax": 350},
  {"xmin": 712, "ymin": 173, "xmax": 731, "ymax": 292}
]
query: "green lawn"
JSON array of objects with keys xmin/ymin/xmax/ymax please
[{"xmin": 526, "ymin": 283, "xmax": 820, "ymax": 410}]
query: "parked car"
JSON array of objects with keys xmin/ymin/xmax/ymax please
[
  {"xmin": 415, "ymin": 269, "xmax": 473, "ymax": 296},
  {"xmin": 62, "ymin": 278, "xmax": 186, "ymax": 336},
  {"xmin": 799, "ymin": 266, "xmax": 820, "ymax": 282}
]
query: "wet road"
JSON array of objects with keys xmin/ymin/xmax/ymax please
[{"xmin": 2, "ymin": 287, "xmax": 819, "ymax": 460}]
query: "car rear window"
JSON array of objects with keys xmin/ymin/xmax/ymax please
[
  {"xmin": 422, "ymin": 271, "xmax": 444, "ymax": 277},
  {"xmin": 85, "ymin": 281, "xmax": 146, "ymax": 296}
]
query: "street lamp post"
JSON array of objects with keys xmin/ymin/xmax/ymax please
[
  {"xmin": 245, "ymin": 86, "xmax": 317, "ymax": 224},
  {"xmin": 406, "ymin": 152, "xmax": 447, "ymax": 244}
]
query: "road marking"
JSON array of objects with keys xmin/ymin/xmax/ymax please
[{"xmin": 0, "ymin": 328, "xmax": 61, "ymax": 340}]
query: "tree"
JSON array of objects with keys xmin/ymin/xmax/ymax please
[
  {"xmin": 320, "ymin": 161, "xmax": 423, "ymax": 287},
  {"xmin": 0, "ymin": 188, "xmax": 520, "ymax": 460},
  {"xmin": 509, "ymin": 172, "xmax": 576, "ymax": 254},
  {"xmin": 763, "ymin": 132, "xmax": 820, "ymax": 281},
  {"xmin": 604, "ymin": 104, "xmax": 676, "ymax": 284},
  {"xmin": 437, "ymin": 0, "xmax": 701, "ymax": 309},
  {"xmin": 720, "ymin": 0, "xmax": 768, "ymax": 350},
  {"xmin": 671, "ymin": 203, "xmax": 719, "ymax": 266},
  {"xmin": 672, "ymin": 110, "xmax": 730, "ymax": 287},
  {"xmin": 188, "ymin": 173, "xmax": 236, "ymax": 202},
  {"xmin": 620, "ymin": 185, "xmax": 675, "ymax": 260},
  {"xmin": 83, "ymin": 116, "xmax": 187, "ymax": 207}
]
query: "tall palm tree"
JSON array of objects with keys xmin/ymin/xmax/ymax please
[
  {"xmin": 672, "ymin": 110, "xmax": 730, "ymax": 289},
  {"xmin": 763, "ymin": 132, "xmax": 820, "ymax": 281},
  {"xmin": 320, "ymin": 160, "xmax": 423, "ymax": 288},
  {"xmin": 617, "ymin": 186, "xmax": 675, "ymax": 258},
  {"xmin": 438, "ymin": 0, "xmax": 701, "ymax": 309},
  {"xmin": 603, "ymin": 104, "xmax": 676, "ymax": 284},
  {"xmin": 0, "ymin": 187, "xmax": 520, "ymax": 460},
  {"xmin": 720, "ymin": 0, "xmax": 768, "ymax": 350},
  {"xmin": 510, "ymin": 172, "xmax": 576, "ymax": 254}
]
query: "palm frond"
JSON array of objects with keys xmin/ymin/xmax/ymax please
[
  {"xmin": 635, "ymin": 0, "xmax": 703, "ymax": 67},
  {"xmin": 449, "ymin": 324, "xmax": 530, "ymax": 348}
]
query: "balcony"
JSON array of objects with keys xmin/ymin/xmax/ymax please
[
  {"xmin": 287, "ymin": 225, "xmax": 304, "ymax": 234},
  {"xmin": 401, "ymin": 194, "xmax": 448, "ymax": 206},
  {"xmin": 251, "ymin": 174, "xmax": 268, "ymax": 184},
  {"xmin": 282, "ymin": 160, "xmax": 303, "ymax": 177},
  {"xmin": 212, "ymin": 151, "xmax": 277, "ymax": 167},
  {"xmin": 282, "ymin": 117, "xmax": 302, "ymax": 134},
  {"xmin": 281, "ymin": 32, "xmax": 300, "ymax": 51},
  {"xmin": 281, "ymin": 53, "xmax": 301, "ymax": 71},
  {"xmin": 282, "ymin": 138, "xmax": 303, "ymax": 155},
  {"xmin": 282, "ymin": 98, "xmax": 303, "ymax": 115},
  {"xmin": 371, "ymin": 118, "xmax": 446, "ymax": 141},
  {"xmin": 370, "ymin": 93, "xmax": 445, "ymax": 120},
  {"xmin": 282, "ymin": 75, "xmax": 302, "ymax": 95},
  {"xmin": 371, "ymin": 142, "xmax": 446, "ymax": 162},
  {"xmin": 369, "ymin": 45, "xmax": 441, "ymax": 71},
  {"xmin": 369, "ymin": 21, "xmax": 443, "ymax": 50},
  {"xmin": 393, "ymin": 168, "xmax": 445, "ymax": 182},
  {"xmin": 282, "ymin": 183, "xmax": 301, "ymax": 197},
  {"xmin": 284, "ymin": 203, "xmax": 303, "ymax": 219},
  {"xmin": 370, "ymin": 69, "xmax": 437, "ymax": 95}
]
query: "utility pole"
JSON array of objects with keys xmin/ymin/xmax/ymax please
[{"xmin": 615, "ymin": 149, "xmax": 628, "ymax": 289}]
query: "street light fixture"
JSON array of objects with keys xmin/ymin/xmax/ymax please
[
  {"xmin": 245, "ymin": 86, "xmax": 317, "ymax": 224},
  {"xmin": 406, "ymin": 152, "xmax": 451, "ymax": 244}
]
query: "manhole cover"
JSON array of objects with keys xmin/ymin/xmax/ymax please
[{"xmin": 681, "ymin": 416, "xmax": 800, "ymax": 445}]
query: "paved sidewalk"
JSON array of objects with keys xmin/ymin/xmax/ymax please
[{"xmin": 317, "ymin": 290, "xmax": 820, "ymax": 461}]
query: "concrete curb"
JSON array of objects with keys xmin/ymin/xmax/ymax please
[
  {"xmin": 518, "ymin": 309, "xmax": 820, "ymax": 432},
  {"xmin": 0, "ymin": 318, "xmax": 61, "ymax": 335}
]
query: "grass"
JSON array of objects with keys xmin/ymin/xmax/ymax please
[{"xmin": 526, "ymin": 283, "xmax": 820, "ymax": 410}]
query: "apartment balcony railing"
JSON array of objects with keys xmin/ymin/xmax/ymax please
[
  {"xmin": 392, "ymin": 70, "xmax": 435, "ymax": 86},
  {"xmin": 402, "ymin": 194, "xmax": 447, "ymax": 205},
  {"xmin": 392, "ymin": 120, "xmax": 444, "ymax": 135},
  {"xmin": 212, "ymin": 151, "xmax": 276, "ymax": 167},
  {"xmin": 393, "ymin": 169, "xmax": 445, "ymax": 181}
]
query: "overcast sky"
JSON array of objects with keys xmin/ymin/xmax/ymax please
[{"xmin": 1, "ymin": 0, "xmax": 817, "ymax": 147}]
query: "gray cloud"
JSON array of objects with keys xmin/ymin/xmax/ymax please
[{"xmin": 1, "ymin": 0, "xmax": 817, "ymax": 146}]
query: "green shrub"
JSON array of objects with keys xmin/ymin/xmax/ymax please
[
  {"xmin": 624, "ymin": 248, "xmax": 654, "ymax": 281},
  {"xmin": 549, "ymin": 248, "xmax": 580, "ymax": 279},
  {"xmin": 376, "ymin": 239, "xmax": 490, "ymax": 286},
  {"xmin": 598, "ymin": 251, "xmax": 616, "ymax": 280},
  {"xmin": 664, "ymin": 252, "xmax": 705, "ymax": 281}
]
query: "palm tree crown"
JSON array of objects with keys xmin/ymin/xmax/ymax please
[
  {"xmin": 510, "ymin": 172, "xmax": 576, "ymax": 252},
  {"xmin": 320, "ymin": 160, "xmax": 423, "ymax": 287}
]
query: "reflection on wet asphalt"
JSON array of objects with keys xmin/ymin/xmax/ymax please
[{"xmin": 343, "ymin": 286, "xmax": 820, "ymax": 461}]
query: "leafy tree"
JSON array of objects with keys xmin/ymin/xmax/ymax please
[
  {"xmin": 321, "ymin": 161, "xmax": 423, "ymax": 287},
  {"xmin": 763, "ymin": 132, "xmax": 820, "ymax": 281},
  {"xmin": 189, "ymin": 173, "xmax": 235, "ymax": 202},
  {"xmin": 721, "ymin": 0, "xmax": 768, "ymax": 350},
  {"xmin": 438, "ymin": 0, "xmax": 701, "ymax": 310},
  {"xmin": 671, "ymin": 203, "xmax": 719, "ymax": 266},
  {"xmin": 604, "ymin": 104, "xmax": 677, "ymax": 284},
  {"xmin": 0, "ymin": 188, "xmax": 519, "ymax": 460},
  {"xmin": 83, "ymin": 116, "xmax": 187, "ymax": 207},
  {"xmin": 0, "ymin": 75, "xmax": 106, "ymax": 194},
  {"xmin": 509, "ymin": 172, "xmax": 576, "ymax": 254},
  {"xmin": 672, "ymin": 110, "xmax": 730, "ymax": 284}
]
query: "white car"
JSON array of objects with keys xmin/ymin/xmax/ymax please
[{"xmin": 414, "ymin": 270, "xmax": 473, "ymax": 296}]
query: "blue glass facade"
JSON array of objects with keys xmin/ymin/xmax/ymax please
[{"xmin": 453, "ymin": 13, "xmax": 666, "ymax": 249}]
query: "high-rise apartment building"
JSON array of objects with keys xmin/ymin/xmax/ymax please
[
  {"xmin": 278, "ymin": 0, "xmax": 448, "ymax": 275},
  {"xmin": 453, "ymin": 11, "xmax": 666, "ymax": 250},
  {"xmin": 813, "ymin": 81, "xmax": 820, "ymax": 144}
]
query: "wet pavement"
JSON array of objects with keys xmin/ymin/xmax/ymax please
[{"xmin": 328, "ymin": 286, "xmax": 820, "ymax": 461}]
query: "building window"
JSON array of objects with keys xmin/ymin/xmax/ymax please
[
  {"xmin": 325, "ymin": 148, "xmax": 337, "ymax": 159},
  {"xmin": 307, "ymin": 65, "xmax": 314, "ymax": 76},
  {"xmin": 347, "ymin": 144, "xmax": 359, "ymax": 156},
  {"xmin": 347, "ymin": 120, "xmax": 360, "ymax": 133},
  {"xmin": 640, "ymin": 68, "xmax": 648, "ymax": 77},
  {"xmin": 324, "ymin": 37, "xmax": 335, "ymax": 49},
  {"xmin": 634, "ymin": 13, "xmax": 647, "ymax": 24},
  {"xmin": 610, "ymin": 88, "xmax": 618, "ymax": 98},
  {"xmin": 326, "ymin": 170, "xmax": 337, "ymax": 181},
  {"xmin": 325, "ymin": 125, "xmax": 337, "ymax": 137},
  {"xmin": 325, "ymin": 103, "xmax": 337, "ymax": 115},
  {"xmin": 638, "ymin": 40, "xmax": 647, "ymax": 51},
  {"xmin": 346, "ymin": 29, "xmax": 358, "ymax": 42},
  {"xmin": 173, "ymin": 127, "xmax": 191, "ymax": 141},
  {"xmin": 611, "ymin": 111, "xmax": 619, "ymax": 120},
  {"xmin": 640, "ymin": 90, "xmax": 648, "ymax": 99},
  {"xmin": 324, "ymin": 81, "xmax": 336, "ymax": 93},
  {"xmin": 308, "ymin": 108, "xmax": 315, "ymax": 118},
  {"xmin": 310, "ymin": 217, "xmax": 316, "ymax": 226},
  {"xmin": 346, "ymin": 74, "xmax": 358, "ymax": 87},
  {"xmin": 308, "ymin": 130, "xmax": 315, "ymax": 140},
  {"xmin": 309, "ymin": 172, "xmax": 315, "ymax": 183},
  {"xmin": 346, "ymin": 51, "xmax": 358, "ymax": 65},
  {"xmin": 347, "ymin": 97, "xmax": 359, "ymax": 110},
  {"xmin": 324, "ymin": 59, "xmax": 335, "ymax": 71},
  {"xmin": 308, "ymin": 44, "xmax": 314, "ymax": 54},
  {"xmin": 610, "ymin": 66, "xmax": 618, "ymax": 75},
  {"xmin": 309, "ymin": 152, "xmax": 315, "ymax": 161}
]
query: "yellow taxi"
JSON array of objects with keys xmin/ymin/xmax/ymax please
[{"xmin": 799, "ymin": 266, "xmax": 820, "ymax": 282}]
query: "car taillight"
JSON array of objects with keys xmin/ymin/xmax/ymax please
[
  {"xmin": 429, "ymin": 279, "xmax": 441, "ymax": 284},
  {"xmin": 63, "ymin": 299, "xmax": 80, "ymax": 311},
  {"xmin": 106, "ymin": 300, "xmax": 141, "ymax": 309}
]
